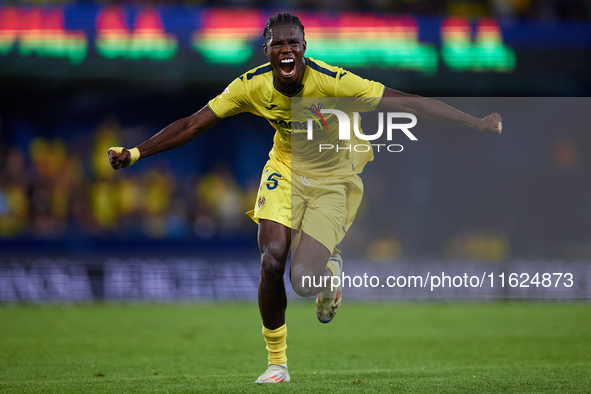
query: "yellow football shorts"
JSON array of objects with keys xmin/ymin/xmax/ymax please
[{"xmin": 247, "ymin": 158, "xmax": 364, "ymax": 254}]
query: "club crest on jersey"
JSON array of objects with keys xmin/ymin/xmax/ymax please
[
  {"xmin": 304, "ymin": 101, "xmax": 328, "ymax": 131},
  {"xmin": 258, "ymin": 197, "xmax": 266, "ymax": 208},
  {"xmin": 309, "ymin": 101, "xmax": 324, "ymax": 113}
]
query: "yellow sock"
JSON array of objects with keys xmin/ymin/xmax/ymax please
[
  {"xmin": 262, "ymin": 323, "xmax": 287, "ymax": 365},
  {"xmin": 326, "ymin": 258, "xmax": 338, "ymax": 277}
]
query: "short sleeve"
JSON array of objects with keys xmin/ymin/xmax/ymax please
[
  {"xmin": 335, "ymin": 71, "xmax": 385, "ymax": 109},
  {"xmin": 207, "ymin": 77, "xmax": 252, "ymax": 119}
]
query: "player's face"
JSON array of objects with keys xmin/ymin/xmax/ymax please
[{"xmin": 264, "ymin": 25, "xmax": 307, "ymax": 91}]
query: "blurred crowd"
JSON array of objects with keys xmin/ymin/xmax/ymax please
[
  {"xmin": 3, "ymin": 0, "xmax": 590, "ymax": 20},
  {"xmin": 0, "ymin": 116, "xmax": 259, "ymax": 240}
]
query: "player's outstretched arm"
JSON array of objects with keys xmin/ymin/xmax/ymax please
[
  {"xmin": 108, "ymin": 105, "xmax": 220, "ymax": 170},
  {"xmin": 379, "ymin": 88, "xmax": 502, "ymax": 134}
]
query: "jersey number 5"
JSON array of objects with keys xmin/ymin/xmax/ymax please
[{"xmin": 265, "ymin": 172, "xmax": 282, "ymax": 190}]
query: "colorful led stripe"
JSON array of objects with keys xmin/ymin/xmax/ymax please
[
  {"xmin": 0, "ymin": 6, "xmax": 86, "ymax": 64},
  {"xmin": 0, "ymin": 6, "xmax": 520, "ymax": 73},
  {"xmin": 96, "ymin": 6, "xmax": 177, "ymax": 61},
  {"xmin": 441, "ymin": 17, "xmax": 516, "ymax": 72},
  {"xmin": 95, "ymin": 6, "xmax": 130, "ymax": 59},
  {"xmin": 0, "ymin": 6, "xmax": 17, "ymax": 55},
  {"xmin": 303, "ymin": 13, "xmax": 438, "ymax": 75},
  {"xmin": 192, "ymin": 9, "xmax": 264, "ymax": 64}
]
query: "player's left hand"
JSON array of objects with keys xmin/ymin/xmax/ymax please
[{"xmin": 479, "ymin": 113, "xmax": 502, "ymax": 134}]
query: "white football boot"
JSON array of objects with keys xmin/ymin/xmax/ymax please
[
  {"xmin": 254, "ymin": 364, "xmax": 290, "ymax": 384},
  {"xmin": 316, "ymin": 254, "xmax": 343, "ymax": 324}
]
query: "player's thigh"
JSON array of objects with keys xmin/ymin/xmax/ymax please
[
  {"xmin": 249, "ymin": 160, "xmax": 306, "ymax": 232},
  {"xmin": 300, "ymin": 180, "xmax": 348, "ymax": 255}
]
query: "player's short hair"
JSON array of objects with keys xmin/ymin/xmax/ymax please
[{"xmin": 263, "ymin": 12, "xmax": 305, "ymax": 41}]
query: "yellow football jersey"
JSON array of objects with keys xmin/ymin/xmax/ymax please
[{"xmin": 207, "ymin": 57, "xmax": 385, "ymax": 177}]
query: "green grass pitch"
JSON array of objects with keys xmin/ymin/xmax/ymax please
[{"xmin": 1, "ymin": 302, "xmax": 590, "ymax": 392}]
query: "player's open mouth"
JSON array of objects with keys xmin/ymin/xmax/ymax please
[{"xmin": 279, "ymin": 58, "xmax": 295, "ymax": 77}]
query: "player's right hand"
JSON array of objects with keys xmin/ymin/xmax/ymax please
[{"xmin": 108, "ymin": 147, "xmax": 131, "ymax": 170}]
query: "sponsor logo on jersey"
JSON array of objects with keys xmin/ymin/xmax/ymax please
[
  {"xmin": 265, "ymin": 104, "xmax": 278, "ymax": 110},
  {"xmin": 269, "ymin": 118, "xmax": 324, "ymax": 131}
]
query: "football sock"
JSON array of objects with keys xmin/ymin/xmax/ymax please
[{"xmin": 262, "ymin": 323, "xmax": 287, "ymax": 365}]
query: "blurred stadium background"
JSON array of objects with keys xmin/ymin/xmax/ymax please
[{"xmin": 1, "ymin": 0, "xmax": 590, "ymax": 302}]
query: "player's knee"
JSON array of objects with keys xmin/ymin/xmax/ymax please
[
  {"xmin": 260, "ymin": 251, "xmax": 286, "ymax": 282},
  {"xmin": 290, "ymin": 266, "xmax": 323, "ymax": 297}
]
